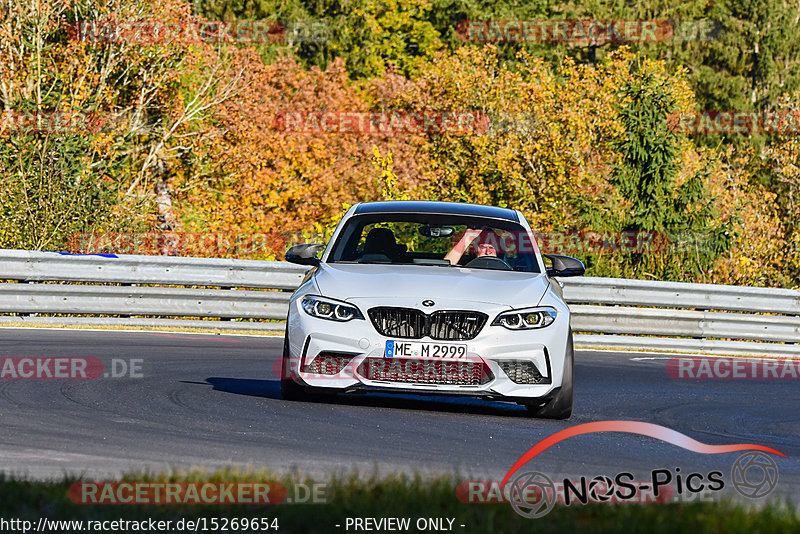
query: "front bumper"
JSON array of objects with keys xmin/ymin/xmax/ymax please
[{"xmin": 285, "ymin": 296, "xmax": 571, "ymax": 400}]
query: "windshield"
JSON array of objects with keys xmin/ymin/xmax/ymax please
[{"xmin": 328, "ymin": 214, "xmax": 541, "ymax": 272}]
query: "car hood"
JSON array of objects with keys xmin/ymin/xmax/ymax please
[{"xmin": 313, "ymin": 263, "xmax": 550, "ymax": 308}]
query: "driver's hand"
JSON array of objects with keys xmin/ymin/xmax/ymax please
[{"xmin": 463, "ymin": 228, "xmax": 482, "ymax": 243}]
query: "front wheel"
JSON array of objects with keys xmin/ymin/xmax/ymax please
[
  {"xmin": 280, "ymin": 332, "xmax": 307, "ymax": 401},
  {"xmin": 525, "ymin": 331, "xmax": 574, "ymax": 419}
]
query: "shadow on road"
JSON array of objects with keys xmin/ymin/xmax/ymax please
[
  {"xmin": 202, "ymin": 377, "xmax": 281, "ymax": 399},
  {"xmin": 201, "ymin": 376, "xmax": 530, "ymax": 418}
]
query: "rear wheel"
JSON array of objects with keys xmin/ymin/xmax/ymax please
[
  {"xmin": 525, "ymin": 331, "xmax": 573, "ymax": 419},
  {"xmin": 280, "ymin": 331, "xmax": 307, "ymax": 401}
]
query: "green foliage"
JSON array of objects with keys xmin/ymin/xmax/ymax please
[
  {"xmin": 598, "ymin": 67, "xmax": 730, "ymax": 280},
  {"xmin": 417, "ymin": 0, "xmax": 800, "ymax": 142},
  {"xmin": 699, "ymin": 0, "xmax": 800, "ymax": 113},
  {"xmin": 1, "ymin": 470, "xmax": 800, "ymax": 533},
  {"xmin": 0, "ymin": 133, "xmax": 118, "ymax": 251},
  {"xmin": 4, "ymin": 0, "xmax": 799, "ymax": 290},
  {"xmin": 0, "ymin": 0, "xmax": 194, "ymax": 250},
  {"xmin": 612, "ymin": 72, "xmax": 681, "ymax": 232},
  {"xmin": 196, "ymin": 0, "xmax": 443, "ymax": 78},
  {"xmin": 327, "ymin": 0, "xmax": 443, "ymax": 78}
]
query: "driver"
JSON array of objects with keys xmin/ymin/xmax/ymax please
[{"xmin": 445, "ymin": 228, "xmax": 500, "ymax": 265}]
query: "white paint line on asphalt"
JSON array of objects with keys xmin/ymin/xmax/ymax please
[{"xmin": 630, "ymin": 355, "xmax": 800, "ymax": 362}]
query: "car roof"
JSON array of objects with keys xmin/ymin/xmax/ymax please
[{"xmin": 352, "ymin": 201, "xmax": 519, "ymax": 222}]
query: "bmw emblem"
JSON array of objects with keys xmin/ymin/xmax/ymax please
[{"xmin": 422, "ymin": 300, "xmax": 435, "ymax": 307}]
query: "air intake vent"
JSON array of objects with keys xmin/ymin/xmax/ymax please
[
  {"xmin": 494, "ymin": 360, "xmax": 550, "ymax": 384},
  {"xmin": 368, "ymin": 307, "xmax": 487, "ymax": 340},
  {"xmin": 357, "ymin": 358, "xmax": 493, "ymax": 385},
  {"xmin": 303, "ymin": 352, "xmax": 355, "ymax": 375}
]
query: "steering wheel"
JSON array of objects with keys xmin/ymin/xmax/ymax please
[{"xmin": 464, "ymin": 256, "xmax": 513, "ymax": 270}]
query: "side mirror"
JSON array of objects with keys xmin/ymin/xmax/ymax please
[
  {"xmin": 543, "ymin": 254, "xmax": 585, "ymax": 277},
  {"xmin": 285, "ymin": 243, "xmax": 325, "ymax": 266}
]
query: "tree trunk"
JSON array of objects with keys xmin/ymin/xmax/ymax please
[{"xmin": 153, "ymin": 157, "xmax": 181, "ymax": 255}]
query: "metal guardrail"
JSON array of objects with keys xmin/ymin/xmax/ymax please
[
  {"xmin": 570, "ymin": 305, "xmax": 800, "ymax": 343},
  {"xmin": 572, "ymin": 334, "xmax": 800, "ymax": 356},
  {"xmin": 0, "ymin": 249, "xmax": 798, "ymax": 356},
  {"xmin": 0, "ymin": 283, "xmax": 290, "ymax": 319},
  {"xmin": 0, "ymin": 249, "xmax": 306, "ymax": 289},
  {"xmin": 562, "ymin": 276, "xmax": 800, "ymax": 314}
]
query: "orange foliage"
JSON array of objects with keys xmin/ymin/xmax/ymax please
[{"xmin": 176, "ymin": 52, "xmax": 430, "ymax": 258}]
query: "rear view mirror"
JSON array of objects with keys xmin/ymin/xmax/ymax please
[
  {"xmin": 285, "ymin": 243, "xmax": 325, "ymax": 266},
  {"xmin": 419, "ymin": 226, "xmax": 454, "ymax": 238},
  {"xmin": 543, "ymin": 254, "xmax": 585, "ymax": 277}
]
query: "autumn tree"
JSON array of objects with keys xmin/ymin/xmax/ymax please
[
  {"xmin": 196, "ymin": 0, "xmax": 443, "ymax": 78},
  {"xmin": 598, "ymin": 62, "xmax": 731, "ymax": 280},
  {"xmin": 172, "ymin": 52, "xmax": 430, "ymax": 258},
  {"xmin": 0, "ymin": 0, "xmax": 125, "ymax": 249},
  {"xmin": 395, "ymin": 46, "xmax": 629, "ymax": 230}
]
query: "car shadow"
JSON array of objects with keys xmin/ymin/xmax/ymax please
[
  {"xmin": 200, "ymin": 377, "xmax": 530, "ymax": 418},
  {"xmin": 199, "ymin": 377, "xmax": 282, "ymax": 399}
]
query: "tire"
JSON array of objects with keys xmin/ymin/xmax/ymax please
[
  {"xmin": 525, "ymin": 331, "xmax": 574, "ymax": 419},
  {"xmin": 280, "ymin": 330, "xmax": 307, "ymax": 401}
]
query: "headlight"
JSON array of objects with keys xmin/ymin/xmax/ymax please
[
  {"xmin": 301, "ymin": 296, "xmax": 364, "ymax": 322},
  {"xmin": 492, "ymin": 307, "xmax": 557, "ymax": 330}
]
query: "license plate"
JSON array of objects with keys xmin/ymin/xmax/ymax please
[{"xmin": 384, "ymin": 340, "xmax": 467, "ymax": 359}]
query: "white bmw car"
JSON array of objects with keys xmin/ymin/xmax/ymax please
[{"xmin": 281, "ymin": 201, "xmax": 584, "ymax": 418}]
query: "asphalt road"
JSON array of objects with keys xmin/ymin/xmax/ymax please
[{"xmin": 0, "ymin": 327, "xmax": 797, "ymax": 502}]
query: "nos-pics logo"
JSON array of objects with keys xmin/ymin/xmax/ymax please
[{"xmin": 502, "ymin": 421, "xmax": 783, "ymax": 519}]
